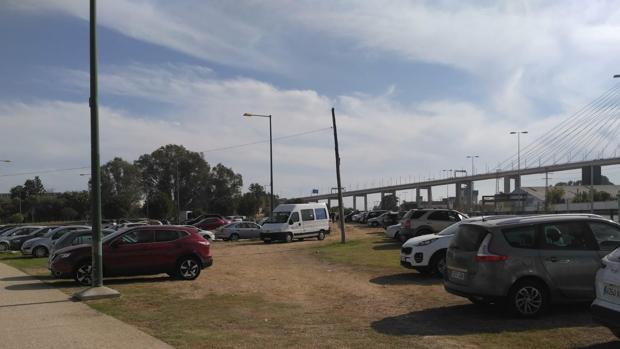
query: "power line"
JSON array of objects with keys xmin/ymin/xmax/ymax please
[
  {"xmin": 0, "ymin": 127, "xmax": 333, "ymax": 178},
  {"xmin": 0, "ymin": 166, "xmax": 90, "ymax": 178},
  {"xmin": 201, "ymin": 127, "xmax": 332, "ymax": 153}
]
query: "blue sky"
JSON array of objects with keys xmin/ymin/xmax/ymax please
[{"xmin": 2, "ymin": 1, "xmax": 620, "ymax": 204}]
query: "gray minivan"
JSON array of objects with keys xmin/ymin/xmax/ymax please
[{"xmin": 444, "ymin": 214, "xmax": 620, "ymax": 317}]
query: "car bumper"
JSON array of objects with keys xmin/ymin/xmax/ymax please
[
  {"xmin": 50, "ymin": 258, "xmax": 74, "ymax": 279},
  {"xmin": 200, "ymin": 256, "xmax": 213, "ymax": 269},
  {"xmin": 591, "ymin": 304, "xmax": 620, "ymax": 332},
  {"xmin": 444, "ymin": 280, "xmax": 504, "ymax": 300},
  {"xmin": 260, "ymin": 232, "xmax": 289, "ymax": 241}
]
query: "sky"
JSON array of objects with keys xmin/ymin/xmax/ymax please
[{"xmin": 3, "ymin": 0, "xmax": 620, "ymax": 206}]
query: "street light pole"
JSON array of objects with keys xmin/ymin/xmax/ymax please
[
  {"xmin": 244, "ymin": 113, "xmax": 274, "ymax": 216},
  {"xmin": 73, "ymin": 0, "xmax": 119, "ymax": 301}
]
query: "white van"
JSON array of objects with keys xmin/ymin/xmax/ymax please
[{"xmin": 260, "ymin": 203, "xmax": 330, "ymax": 243}]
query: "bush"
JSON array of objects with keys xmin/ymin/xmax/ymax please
[{"xmin": 8, "ymin": 213, "xmax": 24, "ymax": 223}]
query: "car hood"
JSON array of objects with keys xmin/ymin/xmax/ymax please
[
  {"xmin": 403, "ymin": 233, "xmax": 450, "ymax": 247},
  {"xmin": 22, "ymin": 237, "xmax": 46, "ymax": 247}
]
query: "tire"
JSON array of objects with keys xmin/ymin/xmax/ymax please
[
  {"xmin": 429, "ymin": 250, "xmax": 447, "ymax": 277},
  {"xmin": 176, "ymin": 257, "xmax": 201, "ymax": 280},
  {"xmin": 74, "ymin": 261, "xmax": 92, "ymax": 286},
  {"xmin": 0, "ymin": 242, "xmax": 8, "ymax": 252},
  {"xmin": 508, "ymin": 279, "xmax": 549, "ymax": 318},
  {"xmin": 285, "ymin": 233, "xmax": 293, "ymax": 243},
  {"xmin": 229, "ymin": 233, "xmax": 239, "ymax": 241},
  {"xmin": 33, "ymin": 246, "xmax": 48, "ymax": 258},
  {"xmin": 317, "ymin": 230, "xmax": 326, "ymax": 240}
]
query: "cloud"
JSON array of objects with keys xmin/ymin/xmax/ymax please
[{"xmin": 0, "ymin": 63, "xmax": 571, "ymax": 197}]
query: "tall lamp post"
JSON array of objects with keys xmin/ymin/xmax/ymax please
[
  {"xmin": 73, "ymin": 0, "xmax": 119, "ymax": 301},
  {"xmin": 243, "ymin": 113, "xmax": 273, "ymax": 216}
]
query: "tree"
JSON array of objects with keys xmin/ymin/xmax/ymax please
[
  {"xmin": 100, "ymin": 157, "xmax": 142, "ymax": 219},
  {"xmin": 146, "ymin": 191, "xmax": 174, "ymax": 220},
  {"xmin": 10, "ymin": 185, "xmax": 25, "ymax": 200},
  {"xmin": 61, "ymin": 207, "xmax": 78, "ymax": 221},
  {"xmin": 23, "ymin": 176, "xmax": 45, "ymax": 198},
  {"xmin": 546, "ymin": 186, "xmax": 565, "ymax": 204},
  {"xmin": 207, "ymin": 164, "xmax": 243, "ymax": 214},
  {"xmin": 8, "ymin": 213, "xmax": 24, "ymax": 223},
  {"xmin": 237, "ymin": 183, "xmax": 269, "ymax": 217},
  {"xmin": 136, "ymin": 145, "xmax": 211, "ymax": 213},
  {"xmin": 379, "ymin": 194, "xmax": 398, "ymax": 210}
]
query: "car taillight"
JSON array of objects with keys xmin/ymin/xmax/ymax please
[{"xmin": 475, "ymin": 234, "xmax": 507, "ymax": 262}]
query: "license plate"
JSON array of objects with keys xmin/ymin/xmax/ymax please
[
  {"xmin": 450, "ymin": 270, "xmax": 465, "ymax": 281},
  {"xmin": 603, "ymin": 284, "xmax": 620, "ymax": 304}
]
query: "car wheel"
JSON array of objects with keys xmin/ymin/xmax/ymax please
[
  {"xmin": 74, "ymin": 261, "xmax": 92, "ymax": 286},
  {"xmin": 229, "ymin": 233, "xmax": 239, "ymax": 241},
  {"xmin": 508, "ymin": 279, "xmax": 549, "ymax": 318},
  {"xmin": 176, "ymin": 257, "xmax": 201, "ymax": 280},
  {"xmin": 0, "ymin": 242, "xmax": 8, "ymax": 252},
  {"xmin": 34, "ymin": 246, "xmax": 48, "ymax": 258},
  {"xmin": 317, "ymin": 230, "xmax": 326, "ymax": 240},
  {"xmin": 430, "ymin": 250, "xmax": 447, "ymax": 276},
  {"xmin": 285, "ymin": 233, "xmax": 293, "ymax": 243}
]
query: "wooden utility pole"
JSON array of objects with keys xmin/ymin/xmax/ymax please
[{"xmin": 332, "ymin": 108, "xmax": 346, "ymax": 243}]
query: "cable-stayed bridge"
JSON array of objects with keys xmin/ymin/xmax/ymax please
[{"xmin": 296, "ymin": 83, "xmax": 620, "ymax": 211}]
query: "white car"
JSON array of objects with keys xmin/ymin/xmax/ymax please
[
  {"xmin": 384, "ymin": 224, "xmax": 403, "ymax": 241},
  {"xmin": 592, "ymin": 247, "xmax": 620, "ymax": 339},
  {"xmin": 400, "ymin": 216, "xmax": 512, "ymax": 276}
]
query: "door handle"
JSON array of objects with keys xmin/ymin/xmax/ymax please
[{"xmin": 546, "ymin": 257, "xmax": 571, "ymax": 263}]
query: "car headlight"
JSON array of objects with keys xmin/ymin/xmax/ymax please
[
  {"xmin": 414, "ymin": 238, "xmax": 438, "ymax": 246},
  {"xmin": 58, "ymin": 253, "xmax": 72, "ymax": 259}
]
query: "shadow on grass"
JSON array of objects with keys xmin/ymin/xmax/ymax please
[
  {"xmin": 372, "ymin": 303, "xmax": 600, "ymax": 336},
  {"xmin": 370, "ymin": 272, "xmax": 440, "ymax": 286},
  {"xmin": 0, "ymin": 255, "xmax": 39, "ymax": 261},
  {"xmin": 5, "ymin": 275, "xmax": 176, "ymax": 291},
  {"xmin": 372, "ymin": 243, "xmax": 402, "ymax": 251},
  {"xmin": 576, "ymin": 341, "xmax": 620, "ymax": 349}
]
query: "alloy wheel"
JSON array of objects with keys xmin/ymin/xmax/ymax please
[
  {"xmin": 514, "ymin": 286, "xmax": 543, "ymax": 315},
  {"xmin": 179, "ymin": 259, "xmax": 199, "ymax": 279},
  {"xmin": 76, "ymin": 264, "xmax": 92, "ymax": 286}
]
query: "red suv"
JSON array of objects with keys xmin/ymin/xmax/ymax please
[
  {"xmin": 50, "ymin": 225, "xmax": 212, "ymax": 285},
  {"xmin": 194, "ymin": 217, "xmax": 230, "ymax": 231}
]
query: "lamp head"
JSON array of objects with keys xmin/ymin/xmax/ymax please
[{"xmin": 243, "ymin": 113, "xmax": 252, "ymax": 117}]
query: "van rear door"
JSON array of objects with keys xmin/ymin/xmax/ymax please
[{"xmin": 446, "ymin": 224, "xmax": 489, "ymax": 285}]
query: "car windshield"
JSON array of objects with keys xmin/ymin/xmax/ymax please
[
  {"xmin": 266, "ymin": 212, "xmax": 291, "ymax": 224},
  {"xmin": 437, "ymin": 222, "xmax": 461, "ymax": 236}
]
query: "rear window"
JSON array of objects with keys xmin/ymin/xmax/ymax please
[
  {"xmin": 502, "ymin": 225, "xmax": 536, "ymax": 249},
  {"xmin": 410, "ymin": 210, "xmax": 427, "ymax": 219},
  {"xmin": 314, "ymin": 208, "xmax": 328, "ymax": 220},
  {"xmin": 450, "ymin": 225, "xmax": 489, "ymax": 251}
]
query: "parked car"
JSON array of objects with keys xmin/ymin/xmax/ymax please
[
  {"xmin": 195, "ymin": 217, "xmax": 230, "ymax": 231},
  {"xmin": 592, "ymin": 246, "xmax": 620, "ymax": 339},
  {"xmin": 22, "ymin": 225, "xmax": 91, "ymax": 257},
  {"xmin": 216, "ymin": 222, "xmax": 263, "ymax": 241},
  {"xmin": 114, "ymin": 222, "xmax": 148, "ymax": 230},
  {"xmin": 49, "ymin": 225, "xmax": 213, "ymax": 285},
  {"xmin": 361, "ymin": 210, "xmax": 386, "ymax": 224},
  {"xmin": 400, "ymin": 209, "xmax": 468, "ymax": 240},
  {"xmin": 384, "ymin": 223, "xmax": 402, "ymax": 241},
  {"xmin": 184, "ymin": 214, "xmax": 225, "ymax": 226},
  {"xmin": 0, "ymin": 225, "xmax": 21, "ymax": 235},
  {"xmin": 180, "ymin": 225, "xmax": 214, "ymax": 241},
  {"xmin": 444, "ymin": 214, "xmax": 620, "ymax": 317},
  {"xmin": 400, "ymin": 216, "xmax": 514, "ymax": 276},
  {"xmin": 0, "ymin": 226, "xmax": 45, "ymax": 251},
  {"xmin": 261, "ymin": 203, "xmax": 330, "ymax": 243},
  {"xmin": 367, "ymin": 211, "xmax": 396, "ymax": 227},
  {"xmin": 344, "ymin": 210, "xmax": 359, "ymax": 223},
  {"xmin": 1, "ymin": 226, "xmax": 56, "ymax": 251},
  {"xmin": 351, "ymin": 211, "xmax": 366, "ymax": 223},
  {"xmin": 49, "ymin": 228, "xmax": 116, "ymax": 255}
]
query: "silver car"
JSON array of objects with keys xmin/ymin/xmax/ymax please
[
  {"xmin": 444, "ymin": 214, "xmax": 620, "ymax": 317},
  {"xmin": 0, "ymin": 226, "xmax": 43, "ymax": 251},
  {"xmin": 22, "ymin": 225, "xmax": 91, "ymax": 257},
  {"xmin": 216, "ymin": 222, "xmax": 262, "ymax": 241}
]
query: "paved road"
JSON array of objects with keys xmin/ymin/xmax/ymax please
[{"xmin": 0, "ymin": 262, "xmax": 173, "ymax": 349}]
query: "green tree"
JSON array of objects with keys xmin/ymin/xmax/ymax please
[
  {"xmin": 546, "ymin": 186, "xmax": 565, "ymax": 204},
  {"xmin": 100, "ymin": 157, "xmax": 143, "ymax": 219},
  {"xmin": 8, "ymin": 213, "xmax": 24, "ymax": 223},
  {"xmin": 379, "ymin": 194, "xmax": 398, "ymax": 210},
  {"xmin": 146, "ymin": 191, "xmax": 174, "ymax": 220},
  {"xmin": 61, "ymin": 207, "xmax": 79, "ymax": 221},
  {"xmin": 23, "ymin": 176, "xmax": 45, "ymax": 198},
  {"xmin": 207, "ymin": 164, "xmax": 243, "ymax": 214},
  {"xmin": 136, "ymin": 145, "xmax": 211, "ymax": 213}
]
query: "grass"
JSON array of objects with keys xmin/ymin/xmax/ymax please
[{"xmin": 316, "ymin": 231, "xmax": 403, "ymax": 271}]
